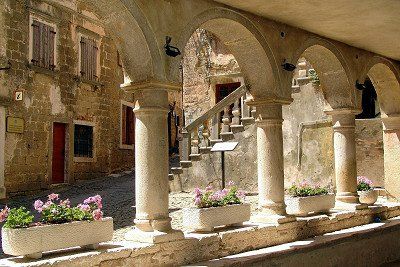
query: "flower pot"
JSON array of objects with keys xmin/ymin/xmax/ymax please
[
  {"xmin": 2, "ymin": 217, "xmax": 113, "ymax": 259},
  {"xmin": 358, "ymin": 189, "xmax": 378, "ymax": 205},
  {"xmin": 286, "ymin": 193, "xmax": 335, "ymax": 216},
  {"xmin": 183, "ymin": 204, "xmax": 251, "ymax": 232}
]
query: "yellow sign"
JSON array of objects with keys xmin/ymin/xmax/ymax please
[{"xmin": 6, "ymin": 117, "xmax": 24, "ymax": 134}]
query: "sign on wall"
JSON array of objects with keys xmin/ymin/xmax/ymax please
[
  {"xmin": 14, "ymin": 91, "xmax": 23, "ymax": 101},
  {"xmin": 6, "ymin": 117, "xmax": 24, "ymax": 134}
]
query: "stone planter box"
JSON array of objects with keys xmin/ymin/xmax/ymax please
[
  {"xmin": 286, "ymin": 194, "xmax": 335, "ymax": 216},
  {"xmin": 2, "ymin": 217, "xmax": 113, "ymax": 259},
  {"xmin": 183, "ymin": 204, "xmax": 251, "ymax": 232},
  {"xmin": 358, "ymin": 189, "xmax": 378, "ymax": 205}
]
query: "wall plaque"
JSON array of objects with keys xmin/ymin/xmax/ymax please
[{"xmin": 6, "ymin": 117, "xmax": 24, "ymax": 134}]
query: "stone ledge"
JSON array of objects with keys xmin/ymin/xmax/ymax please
[{"xmin": 1, "ymin": 203, "xmax": 400, "ymax": 266}]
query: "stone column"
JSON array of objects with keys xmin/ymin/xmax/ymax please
[
  {"xmin": 249, "ymin": 98, "xmax": 295, "ymax": 224},
  {"xmin": 382, "ymin": 116, "xmax": 400, "ymax": 201},
  {"xmin": 122, "ymin": 82, "xmax": 183, "ymax": 243},
  {"xmin": 327, "ymin": 109, "xmax": 360, "ymax": 204}
]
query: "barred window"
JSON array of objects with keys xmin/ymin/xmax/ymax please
[
  {"xmin": 80, "ymin": 36, "xmax": 98, "ymax": 82},
  {"xmin": 121, "ymin": 105, "xmax": 135, "ymax": 146},
  {"xmin": 31, "ymin": 20, "xmax": 56, "ymax": 70},
  {"xmin": 74, "ymin": 125, "xmax": 93, "ymax": 158}
]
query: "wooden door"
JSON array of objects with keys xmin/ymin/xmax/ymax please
[{"xmin": 52, "ymin": 123, "xmax": 66, "ymax": 184}]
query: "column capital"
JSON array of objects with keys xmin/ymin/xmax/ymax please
[
  {"xmin": 120, "ymin": 79, "xmax": 181, "ymax": 92},
  {"xmin": 326, "ymin": 108, "xmax": 360, "ymax": 131},
  {"xmin": 245, "ymin": 96, "xmax": 293, "ymax": 107},
  {"xmin": 382, "ymin": 115, "xmax": 400, "ymax": 131}
]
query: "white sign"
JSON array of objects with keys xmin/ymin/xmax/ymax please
[
  {"xmin": 14, "ymin": 91, "xmax": 23, "ymax": 101},
  {"xmin": 211, "ymin": 142, "xmax": 238, "ymax": 152}
]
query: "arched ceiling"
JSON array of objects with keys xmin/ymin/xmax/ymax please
[{"xmin": 213, "ymin": 0, "xmax": 400, "ymax": 61}]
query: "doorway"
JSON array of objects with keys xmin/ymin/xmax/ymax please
[
  {"xmin": 52, "ymin": 122, "xmax": 66, "ymax": 184},
  {"xmin": 215, "ymin": 82, "xmax": 241, "ymax": 120}
]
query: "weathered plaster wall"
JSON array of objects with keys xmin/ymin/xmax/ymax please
[
  {"xmin": 181, "ymin": 55, "xmax": 384, "ymax": 191},
  {"xmin": 0, "ymin": 0, "xmax": 136, "ymax": 194}
]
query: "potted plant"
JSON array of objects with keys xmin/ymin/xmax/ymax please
[
  {"xmin": 182, "ymin": 181, "xmax": 250, "ymax": 232},
  {"xmin": 1, "ymin": 193, "xmax": 113, "ymax": 259},
  {"xmin": 357, "ymin": 176, "xmax": 378, "ymax": 205},
  {"xmin": 286, "ymin": 182, "xmax": 335, "ymax": 216}
]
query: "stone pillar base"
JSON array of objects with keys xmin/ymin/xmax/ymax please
[
  {"xmin": 334, "ymin": 201, "xmax": 368, "ymax": 211},
  {"xmin": 335, "ymin": 192, "xmax": 359, "ymax": 204},
  {"xmin": 251, "ymin": 214, "xmax": 296, "ymax": 224},
  {"xmin": 124, "ymin": 228, "xmax": 184, "ymax": 244}
]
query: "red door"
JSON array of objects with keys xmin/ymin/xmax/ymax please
[{"xmin": 52, "ymin": 123, "xmax": 66, "ymax": 184}]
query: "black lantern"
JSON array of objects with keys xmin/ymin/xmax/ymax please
[{"xmin": 165, "ymin": 36, "xmax": 181, "ymax": 57}]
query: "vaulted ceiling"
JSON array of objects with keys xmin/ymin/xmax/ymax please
[{"xmin": 214, "ymin": 0, "xmax": 400, "ymax": 61}]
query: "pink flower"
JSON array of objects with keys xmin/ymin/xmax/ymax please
[
  {"xmin": 194, "ymin": 188, "xmax": 202, "ymax": 197},
  {"xmin": 42, "ymin": 200, "xmax": 53, "ymax": 210},
  {"xmin": 299, "ymin": 181, "xmax": 309, "ymax": 188},
  {"xmin": 237, "ymin": 190, "xmax": 246, "ymax": 199},
  {"xmin": 227, "ymin": 181, "xmax": 235, "ymax": 187},
  {"xmin": 48, "ymin": 193, "xmax": 59, "ymax": 201},
  {"xmin": 34, "ymin": 200, "xmax": 44, "ymax": 212},
  {"xmin": 205, "ymin": 185, "xmax": 213, "ymax": 191},
  {"xmin": 92, "ymin": 209, "xmax": 103, "ymax": 220},
  {"xmin": 78, "ymin": 203, "xmax": 91, "ymax": 212},
  {"xmin": 59, "ymin": 199, "xmax": 70, "ymax": 208},
  {"xmin": 84, "ymin": 196, "xmax": 95, "ymax": 204},
  {"xmin": 194, "ymin": 196, "xmax": 202, "ymax": 206},
  {"xmin": 84, "ymin": 195, "xmax": 102, "ymax": 209},
  {"xmin": 0, "ymin": 206, "xmax": 9, "ymax": 222},
  {"xmin": 220, "ymin": 189, "xmax": 229, "ymax": 198}
]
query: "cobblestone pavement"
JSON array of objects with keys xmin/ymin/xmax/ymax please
[{"xmin": 0, "ymin": 171, "xmax": 259, "ymax": 258}]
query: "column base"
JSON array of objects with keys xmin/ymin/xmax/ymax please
[
  {"xmin": 124, "ymin": 228, "xmax": 184, "ymax": 244},
  {"xmin": 335, "ymin": 193, "xmax": 359, "ymax": 204},
  {"xmin": 251, "ymin": 214, "xmax": 296, "ymax": 224},
  {"xmin": 334, "ymin": 201, "xmax": 368, "ymax": 211}
]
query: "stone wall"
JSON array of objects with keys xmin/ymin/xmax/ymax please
[
  {"xmin": 0, "ymin": 0, "xmax": 185, "ymax": 195},
  {"xmin": 181, "ymin": 41, "xmax": 385, "ymax": 191}
]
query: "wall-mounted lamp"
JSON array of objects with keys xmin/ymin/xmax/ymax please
[
  {"xmin": 355, "ymin": 80, "xmax": 366, "ymax": 90},
  {"xmin": 165, "ymin": 36, "xmax": 181, "ymax": 57},
  {"xmin": 0, "ymin": 60, "xmax": 11, "ymax": 71},
  {"xmin": 281, "ymin": 59, "xmax": 296, "ymax": 72}
]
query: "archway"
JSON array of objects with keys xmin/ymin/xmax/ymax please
[
  {"xmin": 363, "ymin": 59, "xmax": 400, "ymax": 201},
  {"xmin": 78, "ymin": 0, "xmax": 163, "ymax": 82}
]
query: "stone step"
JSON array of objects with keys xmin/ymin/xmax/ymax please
[
  {"xmin": 170, "ymin": 167, "xmax": 183, "ymax": 174},
  {"xmin": 230, "ymin": 125, "xmax": 245, "ymax": 133},
  {"xmin": 180, "ymin": 161, "xmax": 192, "ymax": 168},
  {"xmin": 189, "ymin": 154, "xmax": 201, "ymax": 161},
  {"xmin": 199, "ymin": 147, "xmax": 212, "ymax": 154},
  {"xmin": 191, "ymin": 217, "xmax": 400, "ymax": 266}
]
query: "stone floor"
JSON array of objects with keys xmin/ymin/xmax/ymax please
[{"xmin": 0, "ymin": 171, "xmax": 259, "ymax": 258}]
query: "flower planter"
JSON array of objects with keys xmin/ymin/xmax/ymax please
[
  {"xmin": 183, "ymin": 204, "xmax": 251, "ymax": 232},
  {"xmin": 2, "ymin": 217, "xmax": 113, "ymax": 259},
  {"xmin": 286, "ymin": 193, "xmax": 335, "ymax": 216},
  {"xmin": 358, "ymin": 189, "xmax": 378, "ymax": 205}
]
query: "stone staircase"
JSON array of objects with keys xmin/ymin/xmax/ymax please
[
  {"xmin": 169, "ymin": 84, "xmax": 253, "ymax": 188},
  {"xmin": 169, "ymin": 60, "xmax": 315, "ymax": 191}
]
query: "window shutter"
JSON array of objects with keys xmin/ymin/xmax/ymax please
[
  {"xmin": 31, "ymin": 20, "xmax": 41, "ymax": 66},
  {"xmin": 92, "ymin": 41, "xmax": 98, "ymax": 81},
  {"xmin": 80, "ymin": 37, "xmax": 87, "ymax": 79},
  {"xmin": 122, "ymin": 105, "xmax": 127, "ymax": 144},
  {"xmin": 49, "ymin": 26, "xmax": 56, "ymax": 70},
  {"xmin": 128, "ymin": 108, "xmax": 135, "ymax": 145}
]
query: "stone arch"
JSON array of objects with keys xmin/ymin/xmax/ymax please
[
  {"xmin": 360, "ymin": 57, "xmax": 400, "ymax": 117},
  {"xmin": 291, "ymin": 38, "xmax": 355, "ymax": 110},
  {"xmin": 175, "ymin": 7, "xmax": 280, "ymax": 99},
  {"xmin": 78, "ymin": 0, "xmax": 164, "ymax": 82}
]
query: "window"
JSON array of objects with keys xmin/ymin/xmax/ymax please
[
  {"xmin": 74, "ymin": 124, "xmax": 93, "ymax": 158},
  {"xmin": 30, "ymin": 19, "xmax": 56, "ymax": 70},
  {"xmin": 80, "ymin": 36, "xmax": 99, "ymax": 82},
  {"xmin": 121, "ymin": 104, "xmax": 135, "ymax": 146}
]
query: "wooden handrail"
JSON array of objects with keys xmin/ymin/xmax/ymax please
[{"xmin": 185, "ymin": 85, "xmax": 247, "ymax": 132}]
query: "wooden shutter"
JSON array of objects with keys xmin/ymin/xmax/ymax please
[
  {"xmin": 31, "ymin": 20, "xmax": 41, "ymax": 66},
  {"xmin": 121, "ymin": 105, "xmax": 127, "ymax": 144},
  {"xmin": 80, "ymin": 37, "xmax": 98, "ymax": 81},
  {"xmin": 48, "ymin": 26, "xmax": 56, "ymax": 70},
  {"xmin": 92, "ymin": 41, "xmax": 98, "ymax": 81},
  {"xmin": 127, "ymin": 106, "xmax": 135, "ymax": 145}
]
